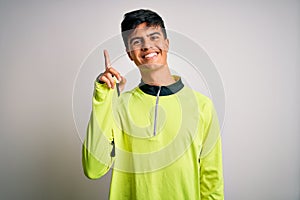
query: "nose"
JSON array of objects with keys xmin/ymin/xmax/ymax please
[{"xmin": 141, "ymin": 38, "xmax": 153, "ymax": 51}]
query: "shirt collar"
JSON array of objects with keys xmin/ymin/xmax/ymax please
[{"xmin": 138, "ymin": 76, "xmax": 184, "ymax": 96}]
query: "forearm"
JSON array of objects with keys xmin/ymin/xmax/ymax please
[{"xmin": 82, "ymin": 81, "xmax": 117, "ymax": 179}]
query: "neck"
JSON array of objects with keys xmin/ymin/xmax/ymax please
[{"xmin": 139, "ymin": 64, "xmax": 175, "ymax": 86}]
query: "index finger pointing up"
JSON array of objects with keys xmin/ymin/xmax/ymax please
[{"xmin": 104, "ymin": 49, "xmax": 111, "ymax": 69}]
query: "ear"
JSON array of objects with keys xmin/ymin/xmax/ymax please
[{"xmin": 165, "ymin": 38, "xmax": 169, "ymax": 52}]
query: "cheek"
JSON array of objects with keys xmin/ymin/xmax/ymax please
[
  {"xmin": 156, "ymin": 41, "xmax": 168, "ymax": 51},
  {"xmin": 133, "ymin": 51, "xmax": 141, "ymax": 59},
  {"xmin": 129, "ymin": 51, "xmax": 142, "ymax": 62}
]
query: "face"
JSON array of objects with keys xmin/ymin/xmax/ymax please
[{"xmin": 126, "ymin": 22, "xmax": 169, "ymax": 70}]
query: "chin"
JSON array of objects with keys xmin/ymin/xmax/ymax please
[{"xmin": 138, "ymin": 63, "xmax": 166, "ymax": 71}]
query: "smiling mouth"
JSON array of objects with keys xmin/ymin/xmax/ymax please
[{"xmin": 143, "ymin": 52, "xmax": 158, "ymax": 59}]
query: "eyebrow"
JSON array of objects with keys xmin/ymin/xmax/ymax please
[
  {"xmin": 148, "ymin": 32, "xmax": 161, "ymax": 37},
  {"xmin": 129, "ymin": 32, "xmax": 162, "ymax": 44}
]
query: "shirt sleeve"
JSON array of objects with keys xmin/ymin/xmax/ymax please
[
  {"xmin": 82, "ymin": 81, "xmax": 118, "ymax": 179},
  {"xmin": 199, "ymin": 99, "xmax": 224, "ymax": 200}
]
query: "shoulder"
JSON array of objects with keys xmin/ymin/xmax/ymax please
[
  {"xmin": 117, "ymin": 87, "xmax": 144, "ymax": 103},
  {"xmin": 181, "ymin": 86, "xmax": 213, "ymax": 108},
  {"xmin": 120, "ymin": 87, "xmax": 143, "ymax": 98}
]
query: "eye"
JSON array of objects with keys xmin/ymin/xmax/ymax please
[
  {"xmin": 151, "ymin": 35, "xmax": 160, "ymax": 40},
  {"xmin": 132, "ymin": 39, "xmax": 142, "ymax": 46}
]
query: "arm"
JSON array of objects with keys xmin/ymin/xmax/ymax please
[
  {"xmin": 82, "ymin": 81, "xmax": 117, "ymax": 179},
  {"xmin": 82, "ymin": 50, "xmax": 125, "ymax": 179},
  {"xmin": 200, "ymin": 100, "xmax": 224, "ymax": 200}
]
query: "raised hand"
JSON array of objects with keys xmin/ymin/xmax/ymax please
[{"xmin": 98, "ymin": 50, "xmax": 126, "ymax": 91}]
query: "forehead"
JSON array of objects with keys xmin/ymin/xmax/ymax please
[{"xmin": 127, "ymin": 23, "xmax": 163, "ymax": 39}]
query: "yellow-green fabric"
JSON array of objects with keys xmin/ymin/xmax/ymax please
[{"xmin": 82, "ymin": 79, "xmax": 224, "ymax": 200}]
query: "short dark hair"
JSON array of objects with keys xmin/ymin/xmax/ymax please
[{"xmin": 121, "ymin": 9, "xmax": 167, "ymax": 49}]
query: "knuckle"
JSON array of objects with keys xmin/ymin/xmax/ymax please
[
  {"xmin": 109, "ymin": 67, "xmax": 115, "ymax": 73},
  {"xmin": 104, "ymin": 71, "xmax": 112, "ymax": 77},
  {"xmin": 99, "ymin": 76, "xmax": 105, "ymax": 81}
]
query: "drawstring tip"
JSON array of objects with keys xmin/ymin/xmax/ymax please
[{"xmin": 110, "ymin": 139, "xmax": 115, "ymax": 157}]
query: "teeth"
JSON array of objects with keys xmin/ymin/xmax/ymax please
[{"xmin": 145, "ymin": 52, "xmax": 157, "ymax": 58}]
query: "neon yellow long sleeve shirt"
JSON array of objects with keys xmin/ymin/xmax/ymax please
[{"xmin": 82, "ymin": 76, "xmax": 224, "ymax": 200}]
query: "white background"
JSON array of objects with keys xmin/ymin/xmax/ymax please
[{"xmin": 0, "ymin": 0, "xmax": 299, "ymax": 199}]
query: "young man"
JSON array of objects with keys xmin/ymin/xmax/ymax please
[{"xmin": 82, "ymin": 9, "xmax": 224, "ymax": 200}]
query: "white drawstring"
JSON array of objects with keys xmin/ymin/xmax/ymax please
[{"xmin": 153, "ymin": 86, "xmax": 161, "ymax": 136}]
